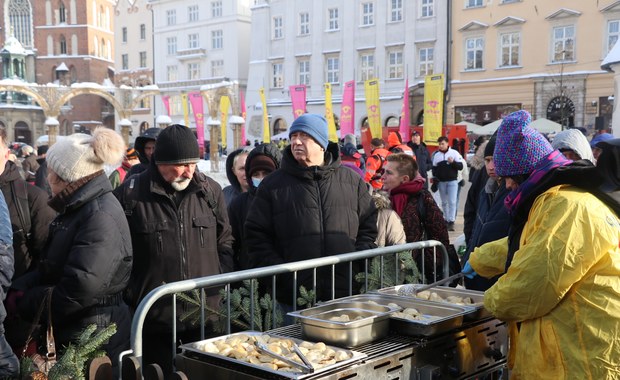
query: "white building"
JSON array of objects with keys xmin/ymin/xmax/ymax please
[
  {"xmin": 147, "ymin": 0, "xmax": 251, "ymax": 141},
  {"xmin": 245, "ymin": 0, "xmax": 448, "ymax": 141}
]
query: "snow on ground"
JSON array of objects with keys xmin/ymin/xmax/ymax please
[{"xmin": 198, "ymin": 158, "xmax": 230, "ymax": 188}]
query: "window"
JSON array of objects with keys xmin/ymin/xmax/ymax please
[
  {"xmin": 166, "ymin": 9, "xmax": 176, "ymax": 25},
  {"xmin": 418, "ymin": 47, "xmax": 434, "ymax": 77},
  {"xmin": 501, "ymin": 0, "xmax": 520, "ymax": 3},
  {"xmin": 360, "ymin": 53, "xmax": 375, "ymax": 81},
  {"xmin": 211, "ymin": 1, "xmax": 222, "ymax": 18},
  {"xmin": 272, "ymin": 62, "xmax": 283, "ymax": 88},
  {"xmin": 299, "ymin": 12, "xmax": 310, "ymax": 35},
  {"xmin": 552, "ymin": 25, "xmax": 574, "ymax": 62},
  {"xmin": 167, "ymin": 65, "xmax": 178, "ymax": 81},
  {"xmin": 167, "ymin": 37, "xmax": 177, "ymax": 55},
  {"xmin": 421, "ymin": 0, "xmax": 434, "ymax": 18},
  {"xmin": 298, "ymin": 59, "xmax": 310, "ymax": 85},
  {"xmin": 59, "ymin": 35, "xmax": 67, "ymax": 54},
  {"xmin": 188, "ymin": 33, "xmax": 199, "ymax": 49},
  {"xmin": 211, "ymin": 59, "xmax": 224, "ymax": 77},
  {"xmin": 326, "ymin": 56, "xmax": 340, "ymax": 83},
  {"xmin": 273, "ymin": 16, "xmax": 283, "ymax": 39},
  {"xmin": 387, "ymin": 50, "xmax": 403, "ymax": 79},
  {"xmin": 140, "ymin": 24, "xmax": 146, "ymax": 40},
  {"xmin": 390, "ymin": 0, "xmax": 403, "ymax": 22},
  {"xmin": 139, "ymin": 51, "xmax": 147, "ymax": 68},
  {"xmin": 188, "ymin": 5, "xmax": 199, "ymax": 22},
  {"xmin": 121, "ymin": 27, "xmax": 127, "ymax": 43},
  {"xmin": 59, "ymin": 2, "xmax": 66, "ymax": 23},
  {"xmin": 500, "ymin": 32, "xmax": 520, "ymax": 67},
  {"xmin": 328, "ymin": 8, "xmax": 339, "ymax": 31},
  {"xmin": 465, "ymin": 37, "xmax": 484, "ymax": 70},
  {"xmin": 8, "ymin": 0, "xmax": 33, "ymax": 47},
  {"xmin": 466, "ymin": 0, "xmax": 483, "ymax": 8},
  {"xmin": 608, "ymin": 20, "xmax": 620, "ymax": 53},
  {"xmin": 188, "ymin": 62, "xmax": 200, "ymax": 80},
  {"xmin": 121, "ymin": 54, "xmax": 128, "ymax": 70},
  {"xmin": 212, "ymin": 30, "xmax": 223, "ymax": 49},
  {"xmin": 361, "ymin": 3, "xmax": 374, "ymax": 26}
]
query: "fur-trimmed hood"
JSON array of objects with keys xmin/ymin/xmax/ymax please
[
  {"xmin": 468, "ymin": 140, "xmax": 489, "ymax": 170},
  {"xmin": 372, "ymin": 190, "xmax": 393, "ymax": 210}
]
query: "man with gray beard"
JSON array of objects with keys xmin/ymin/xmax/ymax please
[{"xmin": 114, "ymin": 124, "xmax": 233, "ymax": 376}]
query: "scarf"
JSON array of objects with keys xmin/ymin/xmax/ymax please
[
  {"xmin": 48, "ymin": 170, "xmax": 103, "ymax": 213},
  {"xmin": 504, "ymin": 150, "xmax": 572, "ymax": 216},
  {"xmin": 389, "ymin": 174, "xmax": 425, "ymax": 215}
]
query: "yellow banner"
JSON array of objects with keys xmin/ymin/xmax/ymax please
[
  {"xmin": 324, "ymin": 83, "xmax": 338, "ymax": 142},
  {"xmin": 259, "ymin": 87, "xmax": 270, "ymax": 143},
  {"xmin": 219, "ymin": 95, "xmax": 230, "ymax": 148},
  {"xmin": 181, "ymin": 93, "xmax": 190, "ymax": 127},
  {"xmin": 364, "ymin": 79, "xmax": 382, "ymax": 138},
  {"xmin": 423, "ymin": 74, "xmax": 445, "ymax": 146}
]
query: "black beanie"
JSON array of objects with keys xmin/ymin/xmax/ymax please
[
  {"xmin": 154, "ymin": 124, "xmax": 200, "ymax": 164},
  {"xmin": 248, "ymin": 154, "xmax": 276, "ymax": 178},
  {"xmin": 484, "ymin": 136, "xmax": 496, "ymax": 157}
]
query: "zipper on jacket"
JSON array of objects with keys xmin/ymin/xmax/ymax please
[
  {"xmin": 314, "ymin": 168, "xmax": 325, "ymax": 258},
  {"xmin": 200, "ymin": 227, "xmax": 204, "ymax": 248},
  {"xmin": 179, "ymin": 208, "xmax": 187, "ymax": 279},
  {"xmin": 157, "ymin": 231, "xmax": 163, "ymax": 253}
]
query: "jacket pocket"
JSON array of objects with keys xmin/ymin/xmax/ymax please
[
  {"xmin": 130, "ymin": 219, "xmax": 169, "ymax": 256},
  {"xmin": 193, "ymin": 217, "xmax": 216, "ymax": 248}
]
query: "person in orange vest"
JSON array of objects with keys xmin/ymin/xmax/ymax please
[
  {"xmin": 364, "ymin": 138, "xmax": 391, "ymax": 189},
  {"xmin": 387, "ymin": 131, "xmax": 414, "ymax": 156}
]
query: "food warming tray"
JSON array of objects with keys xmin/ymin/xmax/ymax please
[
  {"xmin": 375, "ymin": 284, "xmax": 489, "ymax": 320},
  {"xmin": 287, "ymin": 301, "xmax": 399, "ymax": 347},
  {"xmin": 180, "ymin": 331, "xmax": 366, "ymax": 379},
  {"xmin": 324, "ymin": 294, "xmax": 471, "ymax": 336}
]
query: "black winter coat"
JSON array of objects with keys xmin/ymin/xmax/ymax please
[
  {"xmin": 16, "ymin": 173, "xmax": 132, "ymax": 360},
  {"xmin": 223, "ymin": 148, "xmax": 247, "ymax": 206},
  {"xmin": 245, "ymin": 142, "xmax": 378, "ymax": 304},
  {"xmin": 114, "ymin": 164, "xmax": 234, "ymax": 330},
  {"xmin": 0, "ymin": 161, "xmax": 56, "ymax": 279},
  {"xmin": 407, "ymin": 141, "xmax": 432, "ymax": 181}
]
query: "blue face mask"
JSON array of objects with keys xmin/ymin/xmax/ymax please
[{"xmin": 251, "ymin": 177, "xmax": 262, "ymax": 187}]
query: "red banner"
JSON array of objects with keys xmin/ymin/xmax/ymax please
[
  {"xmin": 290, "ymin": 85, "xmax": 307, "ymax": 119},
  {"xmin": 188, "ymin": 92, "xmax": 205, "ymax": 150},
  {"xmin": 400, "ymin": 79, "xmax": 410, "ymax": 142},
  {"xmin": 161, "ymin": 95, "xmax": 171, "ymax": 116},
  {"xmin": 340, "ymin": 80, "xmax": 355, "ymax": 136}
]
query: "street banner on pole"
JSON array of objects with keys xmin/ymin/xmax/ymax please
[
  {"xmin": 400, "ymin": 79, "xmax": 410, "ymax": 143},
  {"xmin": 423, "ymin": 74, "xmax": 444, "ymax": 146},
  {"xmin": 259, "ymin": 87, "xmax": 270, "ymax": 143},
  {"xmin": 340, "ymin": 80, "xmax": 355, "ymax": 137},
  {"xmin": 290, "ymin": 85, "xmax": 307, "ymax": 119},
  {"xmin": 324, "ymin": 83, "xmax": 338, "ymax": 142},
  {"xmin": 188, "ymin": 92, "xmax": 205, "ymax": 151},
  {"xmin": 364, "ymin": 79, "xmax": 382, "ymax": 138},
  {"xmin": 181, "ymin": 93, "xmax": 190, "ymax": 127},
  {"xmin": 161, "ymin": 95, "xmax": 171, "ymax": 116},
  {"xmin": 219, "ymin": 95, "xmax": 230, "ymax": 149}
]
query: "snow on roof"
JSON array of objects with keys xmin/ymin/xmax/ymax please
[{"xmin": 602, "ymin": 40, "xmax": 620, "ymax": 71}]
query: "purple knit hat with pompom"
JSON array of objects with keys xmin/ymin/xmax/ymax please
[{"xmin": 493, "ymin": 110, "xmax": 554, "ymax": 177}]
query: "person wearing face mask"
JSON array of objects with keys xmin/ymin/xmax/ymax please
[{"xmin": 228, "ymin": 143, "xmax": 281, "ymax": 270}]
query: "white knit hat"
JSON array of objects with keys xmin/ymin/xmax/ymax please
[{"xmin": 47, "ymin": 127, "xmax": 125, "ymax": 183}]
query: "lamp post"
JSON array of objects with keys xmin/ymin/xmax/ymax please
[
  {"xmin": 229, "ymin": 115, "xmax": 245, "ymax": 150},
  {"xmin": 207, "ymin": 117, "xmax": 221, "ymax": 172},
  {"xmin": 45, "ymin": 117, "xmax": 60, "ymax": 146},
  {"xmin": 155, "ymin": 115, "xmax": 172, "ymax": 129}
]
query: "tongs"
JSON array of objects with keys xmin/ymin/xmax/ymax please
[
  {"xmin": 399, "ymin": 273, "xmax": 464, "ymax": 296},
  {"xmin": 254, "ymin": 341, "xmax": 315, "ymax": 373}
]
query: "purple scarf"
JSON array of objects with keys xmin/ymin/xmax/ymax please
[{"xmin": 504, "ymin": 150, "xmax": 572, "ymax": 215}]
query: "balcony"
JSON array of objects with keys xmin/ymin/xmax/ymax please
[{"xmin": 176, "ymin": 48, "xmax": 207, "ymax": 61}]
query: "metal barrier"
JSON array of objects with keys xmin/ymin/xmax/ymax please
[{"xmin": 121, "ymin": 240, "xmax": 449, "ymax": 375}]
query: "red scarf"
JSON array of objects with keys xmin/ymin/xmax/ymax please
[{"xmin": 389, "ymin": 174, "xmax": 426, "ymax": 215}]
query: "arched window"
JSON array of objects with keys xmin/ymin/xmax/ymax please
[
  {"xmin": 7, "ymin": 0, "xmax": 33, "ymax": 48},
  {"xmin": 100, "ymin": 38, "xmax": 106, "ymax": 57},
  {"xmin": 59, "ymin": 1, "xmax": 66, "ymax": 23},
  {"xmin": 59, "ymin": 35, "xmax": 67, "ymax": 54}
]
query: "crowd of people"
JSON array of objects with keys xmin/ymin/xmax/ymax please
[{"xmin": 0, "ymin": 109, "xmax": 617, "ymax": 378}]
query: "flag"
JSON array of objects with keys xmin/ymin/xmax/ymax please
[
  {"xmin": 423, "ymin": 74, "xmax": 444, "ymax": 146},
  {"xmin": 181, "ymin": 93, "xmax": 190, "ymax": 127},
  {"xmin": 324, "ymin": 83, "xmax": 338, "ymax": 142},
  {"xmin": 290, "ymin": 85, "xmax": 307, "ymax": 119},
  {"xmin": 364, "ymin": 79, "xmax": 382, "ymax": 138},
  {"xmin": 340, "ymin": 80, "xmax": 355, "ymax": 136},
  {"xmin": 161, "ymin": 95, "xmax": 171, "ymax": 116},
  {"xmin": 259, "ymin": 87, "xmax": 270, "ymax": 143},
  {"xmin": 240, "ymin": 91, "xmax": 247, "ymax": 145},
  {"xmin": 219, "ymin": 95, "xmax": 230, "ymax": 148},
  {"xmin": 188, "ymin": 92, "xmax": 205, "ymax": 151},
  {"xmin": 400, "ymin": 79, "xmax": 410, "ymax": 143}
]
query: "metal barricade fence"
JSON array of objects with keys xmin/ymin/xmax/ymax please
[{"xmin": 120, "ymin": 240, "xmax": 449, "ymax": 374}]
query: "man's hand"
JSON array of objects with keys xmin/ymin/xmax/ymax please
[
  {"xmin": 462, "ymin": 261, "xmax": 477, "ymax": 279},
  {"xmin": 431, "ymin": 181, "xmax": 438, "ymax": 193}
]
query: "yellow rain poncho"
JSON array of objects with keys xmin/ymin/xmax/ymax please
[{"xmin": 470, "ymin": 184, "xmax": 620, "ymax": 380}]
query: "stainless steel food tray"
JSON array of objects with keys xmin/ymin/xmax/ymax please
[
  {"xmin": 375, "ymin": 285, "xmax": 490, "ymax": 320},
  {"xmin": 288, "ymin": 301, "xmax": 399, "ymax": 347},
  {"xmin": 180, "ymin": 331, "xmax": 366, "ymax": 380},
  {"xmin": 325, "ymin": 294, "xmax": 471, "ymax": 336}
]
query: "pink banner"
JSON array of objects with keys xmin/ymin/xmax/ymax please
[
  {"xmin": 161, "ymin": 95, "xmax": 171, "ymax": 116},
  {"xmin": 240, "ymin": 91, "xmax": 246, "ymax": 146},
  {"xmin": 188, "ymin": 92, "xmax": 205, "ymax": 150},
  {"xmin": 340, "ymin": 80, "xmax": 355, "ymax": 136},
  {"xmin": 400, "ymin": 79, "xmax": 410, "ymax": 143},
  {"xmin": 289, "ymin": 85, "xmax": 307, "ymax": 119}
]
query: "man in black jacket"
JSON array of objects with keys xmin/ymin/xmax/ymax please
[
  {"xmin": 407, "ymin": 130, "xmax": 432, "ymax": 188},
  {"xmin": 245, "ymin": 114, "xmax": 378, "ymax": 310},
  {"xmin": 115, "ymin": 124, "xmax": 233, "ymax": 376}
]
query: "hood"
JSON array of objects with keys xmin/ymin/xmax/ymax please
[
  {"xmin": 225, "ymin": 148, "xmax": 249, "ymax": 193},
  {"xmin": 341, "ymin": 143, "xmax": 361, "ymax": 158},
  {"xmin": 0, "ymin": 160, "xmax": 23, "ymax": 185},
  {"xmin": 551, "ymin": 129, "xmax": 595, "ymax": 163},
  {"xmin": 468, "ymin": 140, "xmax": 488, "ymax": 170},
  {"xmin": 281, "ymin": 141, "xmax": 341, "ymax": 180},
  {"xmin": 371, "ymin": 190, "xmax": 392, "ymax": 210},
  {"xmin": 134, "ymin": 127, "xmax": 161, "ymax": 164},
  {"xmin": 387, "ymin": 131, "xmax": 403, "ymax": 149},
  {"xmin": 244, "ymin": 143, "xmax": 282, "ymax": 192}
]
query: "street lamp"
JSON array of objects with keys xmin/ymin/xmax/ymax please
[
  {"xmin": 229, "ymin": 115, "xmax": 245, "ymax": 150},
  {"xmin": 45, "ymin": 117, "xmax": 60, "ymax": 146},
  {"xmin": 207, "ymin": 117, "xmax": 221, "ymax": 173},
  {"xmin": 155, "ymin": 115, "xmax": 172, "ymax": 129},
  {"xmin": 119, "ymin": 118, "xmax": 132, "ymax": 145}
]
